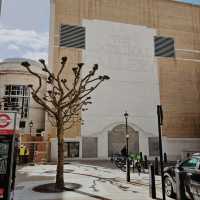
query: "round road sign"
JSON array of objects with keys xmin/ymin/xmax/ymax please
[{"xmin": 0, "ymin": 114, "xmax": 11, "ymax": 128}]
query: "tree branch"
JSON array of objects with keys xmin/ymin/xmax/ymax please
[
  {"xmin": 21, "ymin": 62, "xmax": 42, "ymax": 94},
  {"xmin": 21, "ymin": 57, "xmax": 110, "ymax": 135}
]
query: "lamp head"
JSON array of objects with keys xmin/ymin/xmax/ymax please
[
  {"xmin": 29, "ymin": 121, "xmax": 33, "ymax": 127},
  {"xmin": 126, "ymin": 134, "xmax": 130, "ymax": 138},
  {"xmin": 124, "ymin": 111, "xmax": 128, "ymax": 118}
]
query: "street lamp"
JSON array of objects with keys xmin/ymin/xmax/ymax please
[
  {"xmin": 29, "ymin": 120, "xmax": 33, "ymax": 136},
  {"xmin": 124, "ymin": 112, "xmax": 129, "ymax": 155},
  {"xmin": 124, "ymin": 111, "xmax": 130, "ymax": 182}
]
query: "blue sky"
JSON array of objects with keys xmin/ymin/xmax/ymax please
[
  {"xmin": 0, "ymin": 0, "xmax": 199, "ymax": 62},
  {"xmin": 179, "ymin": 0, "xmax": 200, "ymax": 4}
]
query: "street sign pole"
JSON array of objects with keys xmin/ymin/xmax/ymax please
[
  {"xmin": 0, "ymin": 112, "xmax": 17, "ymax": 200},
  {"xmin": 8, "ymin": 112, "xmax": 17, "ymax": 200},
  {"xmin": 157, "ymin": 105, "xmax": 166, "ymax": 200}
]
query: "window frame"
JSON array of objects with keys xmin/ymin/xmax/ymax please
[{"xmin": 3, "ymin": 85, "xmax": 30, "ymax": 119}]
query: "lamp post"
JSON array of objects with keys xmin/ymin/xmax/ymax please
[
  {"xmin": 29, "ymin": 120, "xmax": 33, "ymax": 136},
  {"xmin": 157, "ymin": 105, "xmax": 165, "ymax": 200},
  {"xmin": 124, "ymin": 111, "xmax": 130, "ymax": 182}
]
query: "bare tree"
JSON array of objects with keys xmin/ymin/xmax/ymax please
[{"xmin": 21, "ymin": 57, "xmax": 110, "ymax": 190}]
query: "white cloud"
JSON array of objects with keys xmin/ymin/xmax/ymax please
[
  {"xmin": 23, "ymin": 51, "xmax": 48, "ymax": 61},
  {"xmin": 7, "ymin": 44, "xmax": 20, "ymax": 51},
  {"xmin": 0, "ymin": 25, "xmax": 49, "ymax": 61},
  {"xmin": 0, "ymin": 28, "xmax": 48, "ymax": 50}
]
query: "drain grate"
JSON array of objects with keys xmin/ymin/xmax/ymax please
[{"xmin": 15, "ymin": 186, "xmax": 25, "ymax": 190}]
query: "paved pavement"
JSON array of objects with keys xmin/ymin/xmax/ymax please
[{"xmin": 14, "ymin": 161, "xmax": 174, "ymax": 200}]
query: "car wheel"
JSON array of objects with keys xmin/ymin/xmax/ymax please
[{"xmin": 165, "ymin": 176, "xmax": 175, "ymax": 198}]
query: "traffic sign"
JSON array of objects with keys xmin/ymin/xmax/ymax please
[{"xmin": 0, "ymin": 112, "xmax": 16, "ymax": 135}]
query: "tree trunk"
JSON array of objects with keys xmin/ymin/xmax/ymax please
[{"xmin": 55, "ymin": 120, "xmax": 64, "ymax": 190}]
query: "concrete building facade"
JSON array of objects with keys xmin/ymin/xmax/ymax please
[{"xmin": 49, "ymin": 0, "xmax": 200, "ymax": 161}]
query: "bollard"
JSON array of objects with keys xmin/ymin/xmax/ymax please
[
  {"xmin": 144, "ymin": 155, "xmax": 148, "ymax": 169},
  {"xmin": 136, "ymin": 161, "xmax": 141, "ymax": 176},
  {"xmin": 126, "ymin": 158, "xmax": 130, "ymax": 182},
  {"xmin": 175, "ymin": 168, "xmax": 187, "ymax": 200},
  {"xmin": 132, "ymin": 159, "xmax": 135, "ymax": 173},
  {"xmin": 140, "ymin": 152, "xmax": 143, "ymax": 161},
  {"xmin": 154, "ymin": 157, "xmax": 159, "ymax": 175},
  {"xmin": 164, "ymin": 152, "xmax": 167, "ymax": 164},
  {"xmin": 149, "ymin": 164, "xmax": 156, "ymax": 199}
]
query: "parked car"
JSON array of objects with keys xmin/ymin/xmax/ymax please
[{"xmin": 164, "ymin": 153, "xmax": 200, "ymax": 199}]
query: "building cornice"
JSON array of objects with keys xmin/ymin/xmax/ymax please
[{"xmin": 0, "ymin": 70, "xmax": 47, "ymax": 78}]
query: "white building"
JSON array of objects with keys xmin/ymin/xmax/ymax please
[
  {"xmin": 80, "ymin": 20, "xmax": 160, "ymax": 158},
  {"xmin": 0, "ymin": 58, "xmax": 47, "ymax": 135}
]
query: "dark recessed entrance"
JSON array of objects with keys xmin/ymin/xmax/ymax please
[
  {"xmin": 64, "ymin": 142, "xmax": 79, "ymax": 158},
  {"xmin": 108, "ymin": 124, "xmax": 139, "ymax": 157}
]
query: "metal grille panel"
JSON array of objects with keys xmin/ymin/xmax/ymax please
[
  {"xmin": 154, "ymin": 36, "xmax": 175, "ymax": 57},
  {"xmin": 60, "ymin": 24, "xmax": 85, "ymax": 49},
  {"xmin": 82, "ymin": 137, "xmax": 97, "ymax": 158}
]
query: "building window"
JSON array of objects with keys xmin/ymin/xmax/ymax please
[
  {"xmin": 19, "ymin": 121, "xmax": 26, "ymax": 128},
  {"xmin": 3, "ymin": 85, "xmax": 30, "ymax": 118},
  {"xmin": 60, "ymin": 24, "xmax": 85, "ymax": 49},
  {"xmin": 154, "ymin": 36, "xmax": 175, "ymax": 58}
]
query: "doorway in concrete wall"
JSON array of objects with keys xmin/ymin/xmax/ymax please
[
  {"xmin": 64, "ymin": 142, "xmax": 79, "ymax": 158},
  {"xmin": 108, "ymin": 124, "xmax": 139, "ymax": 157}
]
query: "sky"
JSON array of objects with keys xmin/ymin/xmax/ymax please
[
  {"xmin": 0, "ymin": 0, "xmax": 199, "ymax": 62},
  {"xmin": 179, "ymin": 0, "xmax": 200, "ymax": 4},
  {"xmin": 0, "ymin": 0, "xmax": 50, "ymax": 61}
]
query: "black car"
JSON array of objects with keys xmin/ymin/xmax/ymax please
[{"xmin": 164, "ymin": 153, "xmax": 200, "ymax": 199}]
